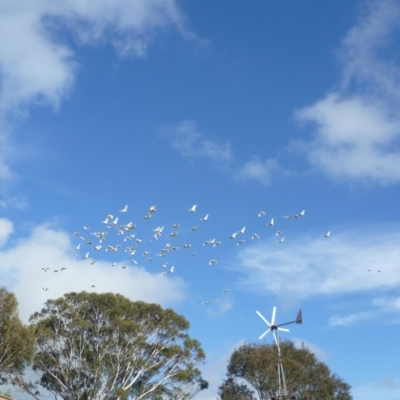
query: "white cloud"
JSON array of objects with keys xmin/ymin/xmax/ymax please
[
  {"xmin": 236, "ymin": 156, "xmax": 281, "ymax": 186},
  {"xmin": 0, "ymin": 0, "xmax": 188, "ymax": 182},
  {"xmin": 234, "ymin": 227, "xmax": 400, "ymax": 300},
  {"xmin": 0, "ymin": 222, "xmax": 187, "ymax": 322},
  {"xmin": 160, "ymin": 120, "xmax": 232, "ymax": 162},
  {"xmin": 0, "ymin": 218, "xmax": 14, "ymax": 247},
  {"xmin": 0, "ymin": 0, "xmax": 185, "ymax": 113},
  {"xmin": 296, "ymin": 0, "xmax": 400, "ymax": 184}
]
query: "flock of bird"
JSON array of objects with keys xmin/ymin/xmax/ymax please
[{"xmin": 41, "ymin": 204, "xmax": 333, "ymax": 302}]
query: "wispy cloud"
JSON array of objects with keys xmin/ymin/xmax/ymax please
[
  {"xmin": 160, "ymin": 120, "xmax": 232, "ymax": 162},
  {"xmin": 328, "ymin": 311, "xmax": 376, "ymax": 327},
  {"xmin": 204, "ymin": 292, "xmax": 234, "ymax": 318},
  {"xmin": 352, "ymin": 376, "xmax": 400, "ymax": 400},
  {"xmin": 0, "ymin": 221, "xmax": 187, "ymax": 322},
  {"xmin": 161, "ymin": 120, "xmax": 282, "ymax": 186},
  {"xmin": 328, "ymin": 295, "xmax": 400, "ymax": 327},
  {"xmin": 0, "ymin": 218, "xmax": 14, "ymax": 247},
  {"xmin": 292, "ymin": 338, "xmax": 329, "ymax": 362},
  {"xmin": 372, "ymin": 295, "xmax": 400, "ymax": 311},
  {"xmin": 296, "ymin": 0, "xmax": 400, "ymax": 184},
  {"xmin": 196, "ymin": 339, "xmax": 247, "ymax": 400},
  {"xmin": 234, "ymin": 227, "xmax": 400, "ymax": 300},
  {"xmin": 235, "ymin": 156, "xmax": 281, "ymax": 186}
]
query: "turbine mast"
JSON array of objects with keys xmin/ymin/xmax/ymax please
[{"xmin": 256, "ymin": 307, "xmax": 302, "ymax": 400}]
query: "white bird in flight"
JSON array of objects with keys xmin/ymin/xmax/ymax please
[
  {"xmin": 252, "ymin": 233, "xmax": 260, "ymax": 239},
  {"xmin": 189, "ymin": 204, "xmax": 197, "ymax": 212},
  {"xmin": 82, "ymin": 252, "xmax": 89, "ymax": 259},
  {"xmin": 200, "ymin": 214, "xmax": 209, "ymax": 221},
  {"xmin": 119, "ymin": 205, "xmax": 128, "ymax": 212},
  {"xmin": 268, "ymin": 218, "xmax": 274, "ymax": 226},
  {"xmin": 42, "ymin": 287, "xmax": 49, "ymax": 291},
  {"xmin": 324, "ymin": 231, "xmax": 331, "ymax": 238},
  {"xmin": 102, "ymin": 215, "xmax": 113, "ymax": 224},
  {"xmin": 110, "ymin": 217, "xmax": 119, "ymax": 227},
  {"xmin": 258, "ymin": 211, "xmax": 266, "ymax": 217},
  {"xmin": 209, "ymin": 259, "xmax": 217, "ymax": 265},
  {"xmin": 106, "ymin": 245, "xmax": 121, "ymax": 252}
]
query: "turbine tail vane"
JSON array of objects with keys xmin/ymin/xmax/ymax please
[{"xmin": 296, "ymin": 309, "xmax": 303, "ymax": 324}]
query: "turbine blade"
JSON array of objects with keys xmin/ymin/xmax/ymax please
[
  {"xmin": 271, "ymin": 306, "xmax": 276, "ymax": 325},
  {"xmin": 259, "ymin": 328, "xmax": 271, "ymax": 340},
  {"xmin": 278, "ymin": 327, "xmax": 289, "ymax": 332},
  {"xmin": 272, "ymin": 330, "xmax": 280, "ymax": 349},
  {"xmin": 256, "ymin": 311, "xmax": 271, "ymax": 326}
]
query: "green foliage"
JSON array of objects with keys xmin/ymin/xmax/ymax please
[
  {"xmin": 0, "ymin": 287, "xmax": 35, "ymax": 385},
  {"xmin": 218, "ymin": 341, "xmax": 352, "ymax": 400},
  {"xmin": 28, "ymin": 291, "xmax": 207, "ymax": 400}
]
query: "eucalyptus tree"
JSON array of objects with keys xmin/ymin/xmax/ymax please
[
  {"xmin": 25, "ymin": 291, "xmax": 207, "ymax": 400},
  {"xmin": 0, "ymin": 287, "xmax": 35, "ymax": 385},
  {"xmin": 218, "ymin": 341, "xmax": 352, "ymax": 400}
]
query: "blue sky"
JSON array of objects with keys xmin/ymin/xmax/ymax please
[{"xmin": 1, "ymin": 0, "xmax": 400, "ymax": 399}]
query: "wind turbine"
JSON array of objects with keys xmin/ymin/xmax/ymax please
[{"xmin": 256, "ymin": 306, "xmax": 302, "ymax": 400}]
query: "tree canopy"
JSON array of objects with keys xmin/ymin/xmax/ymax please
[
  {"xmin": 0, "ymin": 287, "xmax": 35, "ymax": 385},
  {"xmin": 22, "ymin": 291, "xmax": 207, "ymax": 400},
  {"xmin": 218, "ymin": 341, "xmax": 352, "ymax": 400}
]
